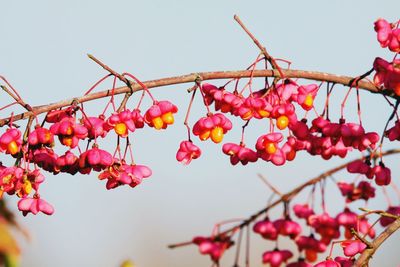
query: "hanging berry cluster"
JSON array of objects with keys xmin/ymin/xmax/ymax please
[
  {"xmin": 185, "ymin": 151, "xmax": 400, "ymax": 267},
  {"xmin": 0, "ymin": 72, "xmax": 178, "ymax": 216},
  {"xmin": 169, "ymin": 17, "xmax": 400, "ymax": 267}
]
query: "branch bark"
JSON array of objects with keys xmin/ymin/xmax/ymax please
[
  {"xmin": 0, "ymin": 68, "xmax": 388, "ymax": 127},
  {"xmin": 354, "ymin": 217, "xmax": 400, "ymax": 266}
]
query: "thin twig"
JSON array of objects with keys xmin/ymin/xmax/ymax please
[
  {"xmin": 350, "ymin": 228, "xmax": 373, "ymax": 248},
  {"xmin": 117, "ymin": 92, "xmax": 132, "ymax": 112},
  {"xmin": 359, "ymin": 207, "xmax": 400, "ymax": 220},
  {"xmin": 257, "ymin": 173, "xmax": 282, "ymax": 196},
  {"xmin": 87, "ymin": 54, "xmax": 134, "ymax": 112},
  {"xmin": 233, "ymin": 15, "xmax": 283, "ymax": 79},
  {"xmin": 1, "ymin": 85, "xmax": 32, "ymax": 112},
  {"xmin": 87, "ymin": 54, "xmax": 130, "ymax": 84}
]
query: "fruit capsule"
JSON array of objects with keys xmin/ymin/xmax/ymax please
[
  {"xmin": 265, "ymin": 142, "xmax": 277, "ymax": 154},
  {"xmin": 211, "ymin": 127, "xmax": 224, "ymax": 143},
  {"xmin": 276, "ymin": 115, "xmax": 289, "ymax": 130},
  {"xmin": 152, "ymin": 117, "xmax": 164, "ymax": 130},
  {"xmin": 161, "ymin": 112, "xmax": 174, "ymax": 125}
]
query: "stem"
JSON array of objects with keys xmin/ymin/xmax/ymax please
[
  {"xmin": 240, "ymin": 120, "xmax": 250, "ymax": 145},
  {"xmin": 233, "ymin": 15, "xmax": 284, "ymax": 79},
  {"xmin": 183, "ymin": 88, "xmax": 197, "ymax": 141},
  {"xmin": 0, "ymin": 102, "xmax": 19, "ymax": 112},
  {"xmin": 359, "ymin": 208, "xmax": 400, "ymax": 220},
  {"xmin": 0, "ymin": 76, "xmax": 23, "ymax": 101},
  {"xmin": 245, "ymin": 225, "xmax": 250, "ymax": 267},
  {"xmin": 117, "ymin": 92, "xmax": 132, "ymax": 112},
  {"xmin": 0, "ymin": 68, "xmax": 386, "ymax": 127},
  {"xmin": 350, "ymin": 228, "xmax": 373, "ymax": 248},
  {"xmin": 354, "ymin": 217, "xmax": 400, "ymax": 266},
  {"xmin": 1, "ymin": 85, "xmax": 32, "ymax": 112},
  {"xmin": 87, "ymin": 54, "xmax": 130, "ymax": 84},
  {"xmin": 88, "ymin": 54, "xmax": 134, "ymax": 112},
  {"xmin": 233, "ymin": 228, "xmax": 243, "ymax": 266},
  {"xmin": 84, "ymin": 74, "xmax": 112, "ymax": 95},
  {"xmin": 380, "ymin": 99, "xmax": 400, "ymax": 145},
  {"xmin": 122, "ymin": 72, "xmax": 155, "ymax": 102}
]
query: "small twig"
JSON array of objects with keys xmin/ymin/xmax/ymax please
[
  {"xmin": 1, "ymin": 85, "xmax": 32, "ymax": 112},
  {"xmin": 168, "ymin": 149, "xmax": 400, "ymax": 249},
  {"xmin": 87, "ymin": 54, "xmax": 134, "ymax": 112},
  {"xmin": 257, "ymin": 174, "xmax": 282, "ymax": 196},
  {"xmin": 168, "ymin": 240, "xmax": 195, "ymax": 249},
  {"xmin": 117, "ymin": 92, "xmax": 132, "ymax": 112},
  {"xmin": 233, "ymin": 15, "xmax": 283, "ymax": 79}
]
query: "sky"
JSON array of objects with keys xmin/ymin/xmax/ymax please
[{"xmin": 0, "ymin": 1, "xmax": 399, "ymax": 266}]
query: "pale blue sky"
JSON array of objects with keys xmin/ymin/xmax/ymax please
[{"xmin": 0, "ymin": 1, "xmax": 399, "ymax": 266}]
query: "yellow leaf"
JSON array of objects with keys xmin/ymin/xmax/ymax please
[{"xmin": 0, "ymin": 219, "xmax": 20, "ymax": 256}]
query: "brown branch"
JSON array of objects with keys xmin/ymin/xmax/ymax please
[
  {"xmin": 168, "ymin": 149, "xmax": 400, "ymax": 249},
  {"xmin": 359, "ymin": 207, "xmax": 400, "ymax": 220},
  {"xmin": 0, "ymin": 68, "xmax": 386, "ymax": 127},
  {"xmin": 87, "ymin": 54, "xmax": 130, "ymax": 85},
  {"xmin": 354, "ymin": 217, "xmax": 400, "ymax": 266}
]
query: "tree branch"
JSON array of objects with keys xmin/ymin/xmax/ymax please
[
  {"xmin": 1, "ymin": 85, "xmax": 33, "ymax": 112},
  {"xmin": 168, "ymin": 149, "xmax": 400, "ymax": 249},
  {"xmin": 0, "ymin": 68, "xmax": 387, "ymax": 127}
]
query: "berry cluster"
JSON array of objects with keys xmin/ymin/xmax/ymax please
[
  {"xmin": 181, "ymin": 17, "xmax": 400, "ymax": 267},
  {"xmin": 188, "ymin": 167, "xmax": 385, "ymax": 266},
  {"xmin": 177, "ymin": 75, "xmax": 381, "ymax": 168},
  {"xmin": 0, "ymin": 76, "xmax": 178, "ymax": 215}
]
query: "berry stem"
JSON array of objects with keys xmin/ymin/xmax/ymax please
[
  {"xmin": 183, "ymin": 87, "xmax": 198, "ymax": 141},
  {"xmin": 257, "ymin": 173, "xmax": 282, "ymax": 196},
  {"xmin": 233, "ymin": 228, "xmax": 243, "ymax": 266},
  {"xmin": 0, "ymin": 102, "xmax": 19, "ymax": 112},
  {"xmin": 84, "ymin": 74, "xmax": 112, "ymax": 95},
  {"xmin": 122, "ymin": 72, "xmax": 156, "ymax": 102},
  {"xmin": 198, "ymin": 84, "xmax": 212, "ymax": 114},
  {"xmin": 379, "ymin": 99, "xmax": 400, "ymax": 146},
  {"xmin": 1, "ymin": 84, "xmax": 32, "ymax": 113},
  {"xmin": 240, "ymin": 120, "xmax": 250, "ymax": 145},
  {"xmin": 245, "ymin": 225, "xmax": 250, "ymax": 267}
]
